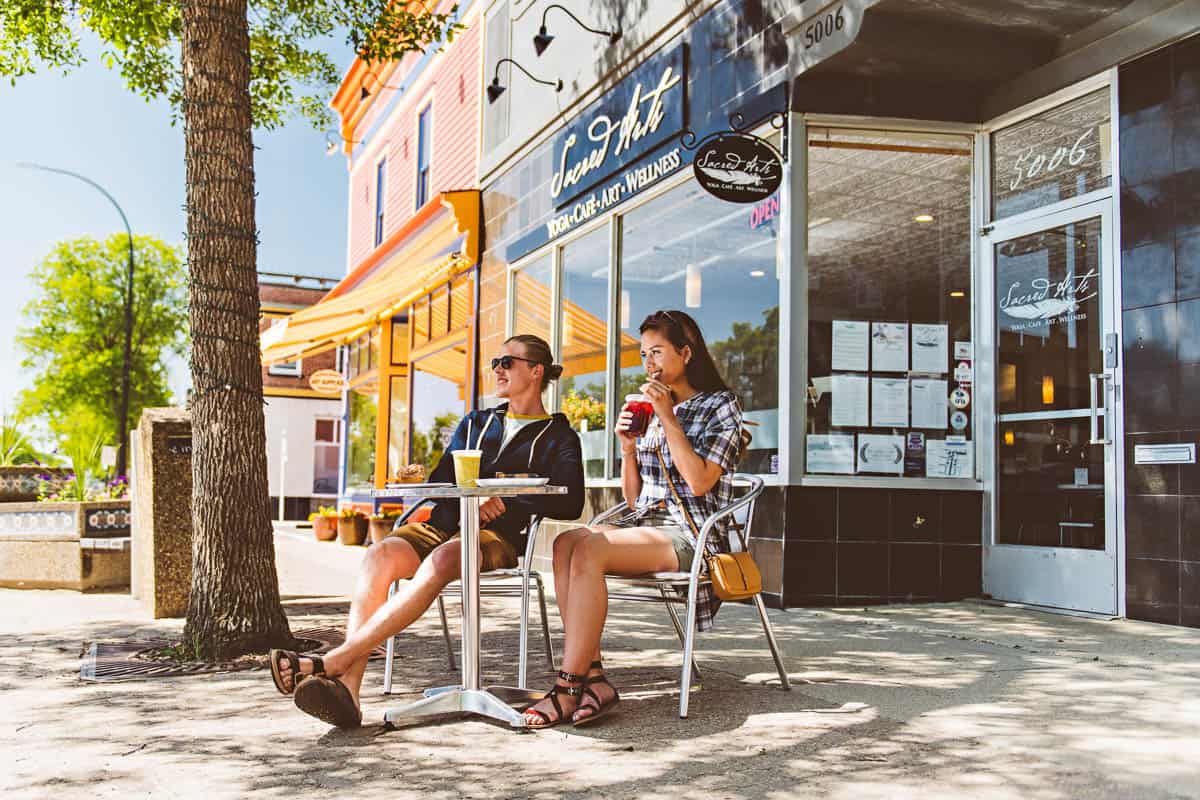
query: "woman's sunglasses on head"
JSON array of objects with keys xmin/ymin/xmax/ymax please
[{"xmin": 491, "ymin": 355, "xmax": 542, "ymax": 370}]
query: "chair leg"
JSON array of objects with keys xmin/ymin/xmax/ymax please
[
  {"xmin": 383, "ymin": 580, "xmax": 398, "ymax": 695},
  {"xmin": 518, "ymin": 566, "xmax": 531, "ymax": 690},
  {"xmin": 660, "ymin": 587, "xmax": 701, "ymax": 683},
  {"xmin": 679, "ymin": 583, "xmax": 701, "ymax": 719},
  {"xmin": 753, "ymin": 593, "xmax": 790, "ymax": 690},
  {"xmin": 535, "ymin": 573, "xmax": 554, "ymax": 668},
  {"xmin": 437, "ymin": 594, "xmax": 456, "ymax": 672}
]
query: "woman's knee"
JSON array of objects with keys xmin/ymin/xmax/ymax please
[
  {"xmin": 569, "ymin": 531, "xmax": 610, "ymax": 575},
  {"xmin": 366, "ymin": 537, "xmax": 420, "ymax": 581},
  {"xmin": 552, "ymin": 527, "xmax": 589, "ymax": 564}
]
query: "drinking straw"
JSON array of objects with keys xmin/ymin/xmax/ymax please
[{"xmin": 466, "ymin": 418, "xmax": 472, "ymax": 449}]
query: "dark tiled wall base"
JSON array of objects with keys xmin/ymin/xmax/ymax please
[
  {"xmin": 584, "ymin": 484, "xmax": 982, "ymax": 611},
  {"xmin": 1120, "ymin": 36, "xmax": 1200, "ymax": 629},
  {"xmin": 744, "ymin": 486, "xmax": 982, "ymax": 608}
]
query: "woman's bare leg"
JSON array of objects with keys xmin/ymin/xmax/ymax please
[{"xmin": 525, "ymin": 527, "xmax": 677, "ymax": 725}]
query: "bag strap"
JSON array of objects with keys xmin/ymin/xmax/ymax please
[{"xmin": 655, "ymin": 444, "xmax": 719, "ymax": 558}]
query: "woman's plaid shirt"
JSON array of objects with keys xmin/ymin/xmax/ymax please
[{"xmin": 629, "ymin": 389, "xmax": 743, "ymax": 631}]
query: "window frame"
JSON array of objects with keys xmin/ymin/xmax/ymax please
[
  {"xmin": 374, "ymin": 157, "xmax": 387, "ymax": 247},
  {"xmin": 312, "ymin": 416, "xmax": 341, "ymax": 497},
  {"xmin": 268, "ymin": 358, "xmax": 303, "ymax": 377},
  {"xmin": 416, "ymin": 101, "xmax": 433, "ymax": 210}
]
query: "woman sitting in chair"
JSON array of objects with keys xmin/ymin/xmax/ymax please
[{"xmin": 525, "ymin": 309, "xmax": 744, "ymax": 728}]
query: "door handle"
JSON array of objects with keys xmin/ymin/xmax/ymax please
[{"xmin": 1089, "ymin": 373, "xmax": 1112, "ymax": 445}]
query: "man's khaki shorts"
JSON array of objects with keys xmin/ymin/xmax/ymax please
[{"xmin": 389, "ymin": 522, "xmax": 518, "ymax": 572}]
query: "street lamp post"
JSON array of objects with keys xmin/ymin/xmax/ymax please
[{"xmin": 18, "ymin": 162, "xmax": 136, "ymax": 479}]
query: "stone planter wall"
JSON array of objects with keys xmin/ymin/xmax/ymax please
[
  {"xmin": 0, "ymin": 500, "xmax": 131, "ymax": 590},
  {"xmin": 0, "ymin": 466, "xmax": 70, "ymax": 503}
]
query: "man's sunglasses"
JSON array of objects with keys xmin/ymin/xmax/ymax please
[{"xmin": 491, "ymin": 355, "xmax": 542, "ymax": 370}]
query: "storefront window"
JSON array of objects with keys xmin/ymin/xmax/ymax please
[
  {"xmin": 346, "ymin": 381, "xmax": 378, "ymax": 489},
  {"xmin": 512, "ymin": 255, "xmax": 553, "ymax": 345},
  {"xmin": 559, "ymin": 226, "xmax": 610, "ymax": 478},
  {"xmin": 410, "ymin": 365, "xmax": 463, "ymax": 472},
  {"xmin": 620, "ymin": 178, "xmax": 782, "ymax": 473},
  {"xmin": 806, "ymin": 128, "xmax": 973, "ymax": 479},
  {"xmin": 313, "ymin": 417, "xmax": 341, "ymax": 495},
  {"xmin": 386, "ymin": 374, "xmax": 409, "ymax": 480},
  {"xmin": 991, "ymin": 87, "xmax": 1112, "ymax": 220}
]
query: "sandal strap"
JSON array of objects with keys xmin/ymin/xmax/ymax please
[
  {"xmin": 589, "ymin": 660, "xmax": 603, "ymax": 671},
  {"xmin": 557, "ymin": 669, "xmax": 584, "ymax": 683},
  {"xmin": 307, "ymin": 654, "xmax": 325, "ymax": 676},
  {"xmin": 527, "ymin": 682, "xmax": 579, "ymax": 724}
]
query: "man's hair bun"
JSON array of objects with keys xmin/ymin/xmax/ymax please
[{"xmin": 547, "ymin": 364, "xmax": 564, "ymax": 381}]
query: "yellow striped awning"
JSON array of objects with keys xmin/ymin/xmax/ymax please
[{"xmin": 261, "ymin": 191, "xmax": 480, "ymax": 365}]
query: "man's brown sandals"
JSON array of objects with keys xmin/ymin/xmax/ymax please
[{"xmin": 269, "ymin": 649, "xmax": 324, "ymax": 695}]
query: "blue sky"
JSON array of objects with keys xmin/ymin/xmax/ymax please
[{"xmin": 0, "ymin": 34, "xmax": 352, "ymax": 415}]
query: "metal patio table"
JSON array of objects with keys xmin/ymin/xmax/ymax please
[{"xmin": 370, "ymin": 483, "xmax": 567, "ymax": 729}]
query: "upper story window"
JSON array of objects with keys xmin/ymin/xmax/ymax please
[
  {"xmin": 268, "ymin": 358, "xmax": 302, "ymax": 377},
  {"xmin": 417, "ymin": 104, "xmax": 432, "ymax": 209},
  {"xmin": 374, "ymin": 159, "xmax": 387, "ymax": 246}
]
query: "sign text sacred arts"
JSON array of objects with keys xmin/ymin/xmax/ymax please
[{"xmin": 549, "ymin": 43, "xmax": 686, "ymax": 209}]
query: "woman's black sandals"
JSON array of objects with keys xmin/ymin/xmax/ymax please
[
  {"xmin": 573, "ymin": 660, "xmax": 620, "ymax": 727},
  {"xmin": 269, "ymin": 649, "xmax": 324, "ymax": 696},
  {"xmin": 524, "ymin": 670, "xmax": 584, "ymax": 729}
]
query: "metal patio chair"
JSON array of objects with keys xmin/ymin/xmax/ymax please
[
  {"xmin": 590, "ymin": 474, "xmax": 790, "ymax": 718},
  {"xmin": 381, "ymin": 499, "xmax": 553, "ymax": 693}
]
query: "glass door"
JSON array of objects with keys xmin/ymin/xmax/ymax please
[{"xmin": 983, "ymin": 199, "xmax": 1119, "ymax": 614}]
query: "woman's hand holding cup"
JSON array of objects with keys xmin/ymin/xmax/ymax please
[
  {"xmin": 615, "ymin": 407, "xmax": 639, "ymax": 454},
  {"xmin": 640, "ymin": 378, "xmax": 675, "ymax": 422}
]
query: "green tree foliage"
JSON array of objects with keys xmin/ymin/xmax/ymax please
[
  {"xmin": 710, "ymin": 306, "xmax": 779, "ymax": 410},
  {"xmin": 17, "ymin": 235, "xmax": 188, "ymax": 457},
  {"xmin": 411, "ymin": 411, "xmax": 461, "ymax": 472},
  {"xmin": 0, "ymin": 1, "xmax": 460, "ymax": 129},
  {"xmin": 0, "ymin": 411, "xmax": 41, "ymax": 467}
]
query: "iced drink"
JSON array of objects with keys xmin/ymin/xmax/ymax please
[
  {"xmin": 624, "ymin": 394, "xmax": 655, "ymax": 437},
  {"xmin": 452, "ymin": 449, "xmax": 483, "ymax": 487}
]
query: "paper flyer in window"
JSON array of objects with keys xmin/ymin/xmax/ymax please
[
  {"xmin": 910, "ymin": 378, "xmax": 949, "ymax": 429},
  {"xmin": 870, "ymin": 377, "xmax": 908, "ymax": 427},
  {"xmin": 806, "ymin": 434, "xmax": 855, "ymax": 474},
  {"xmin": 830, "ymin": 374, "xmax": 869, "ymax": 427},
  {"xmin": 831, "ymin": 320, "xmax": 869, "ymax": 372},
  {"xmin": 927, "ymin": 438, "xmax": 973, "ymax": 479},
  {"xmin": 911, "ymin": 323, "xmax": 949, "ymax": 373},
  {"xmin": 871, "ymin": 322, "xmax": 908, "ymax": 372},
  {"xmin": 856, "ymin": 433, "xmax": 905, "ymax": 475}
]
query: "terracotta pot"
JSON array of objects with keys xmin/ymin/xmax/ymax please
[
  {"xmin": 337, "ymin": 515, "xmax": 366, "ymax": 546},
  {"xmin": 368, "ymin": 518, "xmax": 394, "ymax": 545},
  {"xmin": 312, "ymin": 515, "xmax": 337, "ymax": 541}
]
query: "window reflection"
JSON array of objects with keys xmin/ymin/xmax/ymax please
[
  {"xmin": 559, "ymin": 227, "xmax": 611, "ymax": 478},
  {"xmin": 512, "ymin": 255, "xmax": 553, "ymax": 346},
  {"xmin": 620, "ymin": 177, "xmax": 782, "ymax": 473},
  {"xmin": 346, "ymin": 382, "xmax": 378, "ymax": 489}
]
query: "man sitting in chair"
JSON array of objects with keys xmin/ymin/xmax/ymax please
[{"xmin": 268, "ymin": 334, "xmax": 584, "ymax": 729}]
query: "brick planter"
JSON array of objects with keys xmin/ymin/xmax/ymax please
[
  {"xmin": 0, "ymin": 466, "xmax": 70, "ymax": 503},
  {"xmin": 0, "ymin": 500, "xmax": 131, "ymax": 590}
]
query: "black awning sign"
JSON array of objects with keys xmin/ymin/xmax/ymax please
[{"xmin": 693, "ymin": 133, "xmax": 783, "ymax": 203}]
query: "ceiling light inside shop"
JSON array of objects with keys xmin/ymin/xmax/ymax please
[
  {"xmin": 750, "ymin": 270, "xmax": 766, "ymax": 277},
  {"xmin": 1004, "ymin": 430, "xmax": 1015, "ymax": 446},
  {"xmin": 1042, "ymin": 375, "xmax": 1055, "ymax": 405},
  {"xmin": 685, "ymin": 263, "xmax": 701, "ymax": 308},
  {"xmin": 949, "ymin": 289, "xmax": 966, "ymax": 298},
  {"xmin": 914, "ymin": 213, "xmax": 935, "ymax": 223},
  {"xmin": 620, "ymin": 290, "xmax": 631, "ymax": 328}
]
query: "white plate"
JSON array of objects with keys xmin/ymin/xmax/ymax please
[
  {"xmin": 476, "ymin": 477, "xmax": 550, "ymax": 487},
  {"xmin": 383, "ymin": 482, "xmax": 453, "ymax": 489}
]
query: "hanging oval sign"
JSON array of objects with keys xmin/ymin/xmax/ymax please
[
  {"xmin": 309, "ymin": 368, "xmax": 347, "ymax": 395},
  {"xmin": 692, "ymin": 133, "xmax": 784, "ymax": 203}
]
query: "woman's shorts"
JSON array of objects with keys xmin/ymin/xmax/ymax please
[{"xmin": 609, "ymin": 510, "xmax": 695, "ymax": 573}]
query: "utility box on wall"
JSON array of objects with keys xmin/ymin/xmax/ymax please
[{"xmin": 132, "ymin": 407, "xmax": 193, "ymax": 618}]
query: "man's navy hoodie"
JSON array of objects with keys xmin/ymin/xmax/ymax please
[{"xmin": 426, "ymin": 402, "xmax": 585, "ymax": 549}]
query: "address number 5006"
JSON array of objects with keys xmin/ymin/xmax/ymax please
[{"xmin": 803, "ymin": 5, "xmax": 845, "ymax": 49}]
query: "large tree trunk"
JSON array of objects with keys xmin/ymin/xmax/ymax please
[{"xmin": 180, "ymin": 0, "xmax": 293, "ymax": 659}]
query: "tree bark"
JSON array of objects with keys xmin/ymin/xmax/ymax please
[{"xmin": 180, "ymin": 0, "xmax": 294, "ymax": 659}]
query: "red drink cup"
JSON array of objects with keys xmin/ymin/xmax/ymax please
[{"xmin": 624, "ymin": 394, "xmax": 655, "ymax": 436}]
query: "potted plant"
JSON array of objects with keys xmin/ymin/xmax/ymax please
[
  {"xmin": 337, "ymin": 507, "xmax": 367, "ymax": 546},
  {"xmin": 368, "ymin": 508, "xmax": 403, "ymax": 545},
  {"xmin": 309, "ymin": 506, "xmax": 338, "ymax": 541}
]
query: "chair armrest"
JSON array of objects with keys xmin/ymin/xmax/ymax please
[
  {"xmin": 589, "ymin": 502, "xmax": 629, "ymax": 527},
  {"xmin": 393, "ymin": 498, "xmax": 436, "ymax": 529},
  {"xmin": 694, "ymin": 474, "xmax": 764, "ymax": 554}
]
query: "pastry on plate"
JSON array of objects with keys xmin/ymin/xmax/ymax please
[{"xmin": 393, "ymin": 464, "xmax": 427, "ymax": 484}]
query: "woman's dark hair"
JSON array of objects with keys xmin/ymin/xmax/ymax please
[
  {"xmin": 505, "ymin": 334, "xmax": 564, "ymax": 390},
  {"xmin": 638, "ymin": 310, "xmax": 731, "ymax": 394}
]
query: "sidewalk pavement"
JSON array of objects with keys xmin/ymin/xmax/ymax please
[{"xmin": 2, "ymin": 529, "xmax": 1199, "ymax": 800}]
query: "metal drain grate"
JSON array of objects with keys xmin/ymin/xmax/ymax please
[{"xmin": 80, "ymin": 626, "xmax": 385, "ymax": 682}]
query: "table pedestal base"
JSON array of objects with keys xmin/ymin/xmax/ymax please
[{"xmin": 383, "ymin": 688, "xmax": 529, "ymax": 729}]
